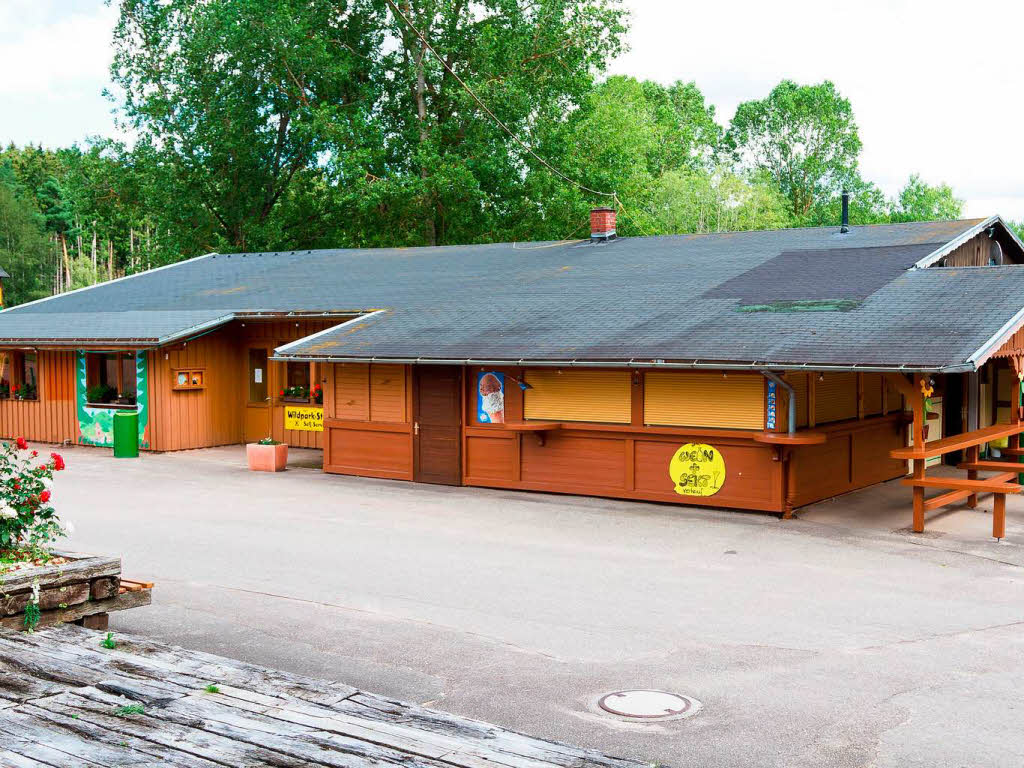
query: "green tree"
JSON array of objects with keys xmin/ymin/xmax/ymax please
[
  {"xmin": 651, "ymin": 168, "xmax": 790, "ymax": 234},
  {"xmin": 888, "ymin": 173, "xmax": 963, "ymax": 222},
  {"xmin": 110, "ymin": 0, "xmax": 382, "ymax": 252},
  {"xmin": 0, "ymin": 180, "xmax": 51, "ymax": 307},
  {"xmin": 727, "ymin": 80, "xmax": 861, "ymax": 220}
]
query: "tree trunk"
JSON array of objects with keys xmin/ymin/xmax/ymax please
[
  {"xmin": 59, "ymin": 234, "xmax": 71, "ymax": 289},
  {"xmin": 108, "ymin": 239, "xmax": 114, "ymax": 281},
  {"xmin": 409, "ymin": 6, "xmax": 436, "ymax": 248}
]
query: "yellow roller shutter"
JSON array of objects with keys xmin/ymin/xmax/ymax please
[
  {"xmin": 644, "ymin": 372, "xmax": 764, "ymax": 429},
  {"xmin": 524, "ymin": 369, "xmax": 631, "ymax": 423},
  {"xmin": 814, "ymin": 371, "xmax": 857, "ymax": 424}
]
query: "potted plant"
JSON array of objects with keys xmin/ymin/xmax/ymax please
[
  {"xmin": 312, "ymin": 384, "xmax": 323, "ymax": 405},
  {"xmin": 14, "ymin": 383, "xmax": 36, "ymax": 401},
  {"xmin": 246, "ymin": 436, "xmax": 288, "ymax": 472},
  {"xmin": 280, "ymin": 385, "xmax": 309, "ymax": 403},
  {"xmin": 86, "ymin": 384, "xmax": 117, "ymax": 405}
]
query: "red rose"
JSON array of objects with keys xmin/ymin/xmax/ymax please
[
  {"xmin": 31, "ymin": 450, "xmax": 37, "ymax": 458},
  {"xmin": 13, "ymin": 482, "xmax": 19, "ymax": 490},
  {"xmin": 15, "ymin": 437, "xmax": 27, "ymax": 450},
  {"xmin": 50, "ymin": 453, "xmax": 65, "ymax": 471},
  {"xmin": 39, "ymin": 490, "xmax": 51, "ymax": 503}
]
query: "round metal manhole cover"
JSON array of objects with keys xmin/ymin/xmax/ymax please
[{"xmin": 597, "ymin": 690, "xmax": 701, "ymax": 721}]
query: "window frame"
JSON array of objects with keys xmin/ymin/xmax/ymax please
[
  {"xmin": 3, "ymin": 351, "xmax": 39, "ymax": 401},
  {"xmin": 85, "ymin": 351, "xmax": 137, "ymax": 407}
]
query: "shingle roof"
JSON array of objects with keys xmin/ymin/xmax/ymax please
[{"xmin": 2, "ymin": 217, "xmax": 1023, "ymax": 371}]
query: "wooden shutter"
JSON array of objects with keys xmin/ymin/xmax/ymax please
[
  {"xmin": 524, "ymin": 369, "xmax": 631, "ymax": 423},
  {"xmin": 814, "ymin": 372, "xmax": 858, "ymax": 424},
  {"xmin": 863, "ymin": 373, "xmax": 884, "ymax": 416},
  {"xmin": 644, "ymin": 372, "xmax": 764, "ymax": 429},
  {"xmin": 369, "ymin": 364, "xmax": 407, "ymax": 422},
  {"xmin": 333, "ymin": 363, "xmax": 369, "ymax": 420}
]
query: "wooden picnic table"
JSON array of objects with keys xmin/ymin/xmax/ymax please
[{"xmin": 0, "ymin": 624, "xmax": 646, "ymax": 768}]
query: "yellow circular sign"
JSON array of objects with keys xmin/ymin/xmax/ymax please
[{"xmin": 669, "ymin": 443, "xmax": 726, "ymax": 497}]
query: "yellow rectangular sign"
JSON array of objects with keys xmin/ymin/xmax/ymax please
[{"xmin": 284, "ymin": 405, "xmax": 324, "ymax": 432}]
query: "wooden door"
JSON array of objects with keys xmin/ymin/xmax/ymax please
[
  {"xmin": 244, "ymin": 346, "xmax": 273, "ymax": 443},
  {"xmin": 414, "ymin": 366, "xmax": 462, "ymax": 485}
]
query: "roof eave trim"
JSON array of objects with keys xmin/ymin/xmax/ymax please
[
  {"xmin": 268, "ymin": 353, "xmax": 970, "ymax": 374},
  {"xmin": 274, "ymin": 310, "xmax": 387, "ymax": 355},
  {"xmin": 911, "ymin": 215, "xmax": 1020, "ymax": 269},
  {"xmin": 966, "ymin": 301, "xmax": 1024, "ymax": 369}
]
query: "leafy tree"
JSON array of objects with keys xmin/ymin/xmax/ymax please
[
  {"xmin": 651, "ymin": 168, "xmax": 790, "ymax": 234},
  {"xmin": 888, "ymin": 174, "xmax": 963, "ymax": 222},
  {"xmin": 110, "ymin": 0, "xmax": 383, "ymax": 252},
  {"xmin": 727, "ymin": 80, "xmax": 861, "ymax": 220},
  {"xmin": 0, "ymin": 180, "xmax": 51, "ymax": 306},
  {"xmin": 801, "ymin": 174, "xmax": 889, "ymax": 227}
]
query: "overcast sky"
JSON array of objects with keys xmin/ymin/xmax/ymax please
[{"xmin": 3, "ymin": 0, "xmax": 1023, "ymax": 219}]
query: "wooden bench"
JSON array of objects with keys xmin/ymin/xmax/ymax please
[{"xmin": 889, "ymin": 421, "xmax": 1024, "ymax": 539}]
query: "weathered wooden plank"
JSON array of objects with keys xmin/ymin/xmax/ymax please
[
  {"xmin": 0, "ymin": 587, "xmax": 150, "ymax": 631},
  {"xmin": 0, "ymin": 626, "xmax": 648, "ymax": 768},
  {"xmin": 1, "ymin": 581, "xmax": 91, "ymax": 616},
  {"xmin": 13, "ymin": 703, "xmax": 226, "ymax": 768},
  {"xmin": 0, "ymin": 553, "xmax": 120, "ymax": 592}
]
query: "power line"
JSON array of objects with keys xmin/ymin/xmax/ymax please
[{"xmin": 384, "ymin": 0, "xmax": 616, "ymax": 201}]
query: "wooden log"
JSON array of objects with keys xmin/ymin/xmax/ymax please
[
  {"xmin": 0, "ymin": 553, "xmax": 120, "ymax": 593},
  {"xmin": 0, "ymin": 587, "xmax": 150, "ymax": 631},
  {"xmin": 77, "ymin": 612, "xmax": 108, "ymax": 631},
  {"xmin": 90, "ymin": 576, "xmax": 119, "ymax": 601},
  {"xmin": 1, "ymin": 582, "xmax": 90, "ymax": 617}
]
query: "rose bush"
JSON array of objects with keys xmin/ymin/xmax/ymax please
[{"xmin": 0, "ymin": 438, "xmax": 67, "ymax": 555}]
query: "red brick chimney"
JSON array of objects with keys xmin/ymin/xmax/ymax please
[{"xmin": 590, "ymin": 207, "xmax": 617, "ymax": 242}]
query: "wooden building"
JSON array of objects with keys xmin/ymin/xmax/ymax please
[{"xmin": 5, "ymin": 212, "xmax": 1024, "ymax": 523}]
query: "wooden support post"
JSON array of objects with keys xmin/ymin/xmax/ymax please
[
  {"xmin": 966, "ymin": 445, "xmax": 979, "ymax": 508},
  {"xmin": 993, "ymin": 493, "xmax": 1006, "ymax": 540},
  {"xmin": 912, "ymin": 458, "xmax": 926, "ymax": 533}
]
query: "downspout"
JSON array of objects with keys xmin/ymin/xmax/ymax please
[{"xmin": 760, "ymin": 370, "xmax": 795, "ymax": 435}]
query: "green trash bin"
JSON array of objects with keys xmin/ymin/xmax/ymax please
[{"xmin": 113, "ymin": 410, "xmax": 139, "ymax": 458}]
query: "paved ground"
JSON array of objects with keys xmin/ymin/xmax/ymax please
[{"xmin": 50, "ymin": 444, "xmax": 1024, "ymax": 768}]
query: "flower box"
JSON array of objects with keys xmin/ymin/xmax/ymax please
[
  {"xmin": 0, "ymin": 550, "xmax": 152, "ymax": 632},
  {"xmin": 246, "ymin": 442, "xmax": 288, "ymax": 472},
  {"xmin": 281, "ymin": 396, "xmax": 310, "ymax": 404}
]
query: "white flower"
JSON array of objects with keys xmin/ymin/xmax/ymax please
[
  {"xmin": 30, "ymin": 581, "xmax": 40, "ymax": 603},
  {"xmin": 0, "ymin": 505, "xmax": 16, "ymax": 519}
]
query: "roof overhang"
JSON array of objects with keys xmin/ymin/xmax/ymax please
[{"xmin": 911, "ymin": 215, "xmax": 1024, "ymax": 269}]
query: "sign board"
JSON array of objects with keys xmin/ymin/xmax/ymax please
[
  {"xmin": 477, "ymin": 372, "xmax": 505, "ymax": 423},
  {"xmin": 766, "ymin": 380, "xmax": 777, "ymax": 430},
  {"xmin": 669, "ymin": 443, "xmax": 726, "ymax": 497},
  {"xmin": 284, "ymin": 405, "xmax": 324, "ymax": 432}
]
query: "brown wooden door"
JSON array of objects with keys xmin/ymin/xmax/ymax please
[
  {"xmin": 244, "ymin": 346, "xmax": 273, "ymax": 443},
  {"xmin": 414, "ymin": 366, "xmax": 462, "ymax": 485}
]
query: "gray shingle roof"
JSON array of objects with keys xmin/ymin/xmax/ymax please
[{"xmin": 2, "ymin": 217, "xmax": 1023, "ymax": 370}]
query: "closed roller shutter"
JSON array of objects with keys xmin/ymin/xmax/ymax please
[
  {"xmin": 644, "ymin": 372, "xmax": 764, "ymax": 429},
  {"xmin": 785, "ymin": 372, "xmax": 810, "ymax": 428},
  {"xmin": 863, "ymin": 373, "xmax": 884, "ymax": 416},
  {"xmin": 524, "ymin": 369, "xmax": 631, "ymax": 423},
  {"xmin": 815, "ymin": 372, "xmax": 857, "ymax": 424}
]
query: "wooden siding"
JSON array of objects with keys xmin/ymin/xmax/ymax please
[
  {"xmin": 323, "ymin": 363, "xmax": 414, "ymax": 479},
  {"xmin": 784, "ymin": 372, "xmax": 810, "ymax": 428},
  {"xmin": 644, "ymin": 372, "xmax": 764, "ymax": 429},
  {"xmin": 0, "ymin": 350, "xmax": 78, "ymax": 445},
  {"xmin": 863, "ymin": 373, "xmax": 884, "ymax": 416},
  {"xmin": 146, "ymin": 318, "xmax": 339, "ymax": 451},
  {"xmin": 523, "ymin": 370, "xmax": 631, "ymax": 424},
  {"xmin": 942, "ymin": 231, "xmax": 1019, "ymax": 267}
]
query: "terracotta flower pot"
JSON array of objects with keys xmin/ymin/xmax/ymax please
[{"xmin": 246, "ymin": 442, "xmax": 288, "ymax": 472}]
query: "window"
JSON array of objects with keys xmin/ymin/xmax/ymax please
[
  {"xmin": 248, "ymin": 349, "xmax": 268, "ymax": 403},
  {"xmin": 281, "ymin": 361, "xmax": 322, "ymax": 404},
  {"xmin": 85, "ymin": 352, "xmax": 136, "ymax": 406},
  {"xmin": 2, "ymin": 351, "xmax": 39, "ymax": 400},
  {"xmin": 523, "ymin": 369, "xmax": 631, "ymax": 424}
]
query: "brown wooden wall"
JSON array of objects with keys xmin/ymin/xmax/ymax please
[
  {"xmin": 147, "ymin": 318, "xmax": 339, "ymax": 451},
  {"xmin": 942, "ymin": 230, "xmax": 1021, "ymax": 267},
  {"xmin": 323, "ymin": 363, "xmax": 414, "ymax": 479},
  {"xmin": 0, "ymin": 350, "xmax": 78, "ymax": 445}
]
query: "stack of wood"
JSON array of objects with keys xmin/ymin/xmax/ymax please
[{"xmin": 0, "ymin": 551, "xmax": 152, "ymax": 631}]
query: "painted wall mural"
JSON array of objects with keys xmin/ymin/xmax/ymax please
[
  {"xmin": 669, "ymin": 443, "xmax": 726, "ymax": 497},
  {"xmin": 76, "ymin": 352, "xmax": 150, "ymax": 448}
]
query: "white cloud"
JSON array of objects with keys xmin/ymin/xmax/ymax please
[
  {"xmin": 0, "ymin": 0, "xmax": 120, "ymax": 147},
  {"xmin": 609, "ymin": 0, "xmax": 1024, "ymax": 220}
]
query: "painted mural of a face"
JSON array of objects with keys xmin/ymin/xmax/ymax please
[{"xmin": 479, "ymin": 373, "xmax": 505, "ymax": 423}]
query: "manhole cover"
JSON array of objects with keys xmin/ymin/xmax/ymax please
[{"xmin": 597, "ymin": 690, "xmax": 701, "ymax": 721}]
